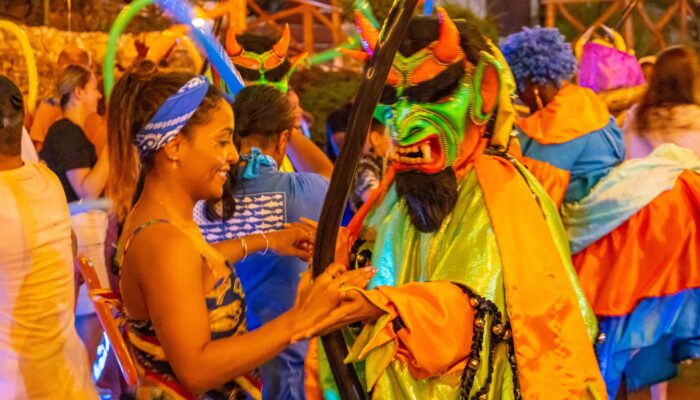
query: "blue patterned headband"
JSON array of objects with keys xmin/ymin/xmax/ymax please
[{"xmin": 134, "ymin": 75, "xmax": 210, "ymax": 158}]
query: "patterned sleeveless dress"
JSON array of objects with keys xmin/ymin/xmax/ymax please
[{"xmin": 118, "ymin": 219, "xmax": 259, "ymax": 400}]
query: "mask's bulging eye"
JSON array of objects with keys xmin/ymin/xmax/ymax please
[
  {"xmin": 429, "ymin": 80, "xmax": 462, "ymax": 104},
  {"xmin": 403, "ymin": 62, "xmax": 466, "ymax": 104},
  {"xmin": 263, "ymin": 61, "xmax": 291, "ymax": 82},
  {"xmin": 379, "ymin": 86, "xmax": 398, "ymax": 105},
  {"xmin": 237, "ymin": 66, "xmax": 261, "ymax": 81}
]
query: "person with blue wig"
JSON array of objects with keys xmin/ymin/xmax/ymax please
[
  {"xmin": 501, "ymin": 27, "xmax": 625, "ymax": 206},
  {"xmin": 502, "ymin": 27, "xmax": 700, "ymax": 400}
]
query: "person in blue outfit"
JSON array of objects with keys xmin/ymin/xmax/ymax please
[
  {"xmin": 194, "ymin": 85, "xmax": 329, "ymax": 399},
  {"xmin": 502, "ymin": 27, "xmax": 700, "ymax": 400},
  {"xmin": 501, "ymin": 27, "xmax": 625, "ymax": 206}
]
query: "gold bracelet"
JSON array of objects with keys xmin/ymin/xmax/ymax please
[
  {"xmin": 260, "ymin": 232, "xmax": 270, "ymax": 256},
  {"xmin": 240, "ymin": 237, "xmax": 248, "ymax": 262}
]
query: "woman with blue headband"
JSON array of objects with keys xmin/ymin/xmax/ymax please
[{"xmin": 106, "ymin": 63, "xmax": 376, "ymax": 399}]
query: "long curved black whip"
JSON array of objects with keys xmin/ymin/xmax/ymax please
[{"xmin": 310, "ymin": 0, "xmax": 419, "ymax": 399}]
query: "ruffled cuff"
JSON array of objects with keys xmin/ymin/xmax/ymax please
[{"xmin": 344, "ymin": 281, "xmax": 474, "ymax": 389}]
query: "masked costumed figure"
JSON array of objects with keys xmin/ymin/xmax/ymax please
[
  {"xmin": 305, "ymin": 9, "xmax": 606, "ymax": 399},
  {"xmin": 501, "ymin": 27, "xmax": 700, "ymax": 398}
]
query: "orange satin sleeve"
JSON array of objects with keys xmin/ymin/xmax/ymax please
[
  {"xmin": 303, "ymin": 338, "xmax": 323, "ymax": 400},
  {"xmin": 475, "ymin": 154, "xmax": 606, "ymax": 399},
  {"xmin": 347, "ymin": 281, "xmax": 474, "ymax": 382},
  {"xmin": 573, "ymin": 170, "xmax": 700, "ymax": 316},
  {"xmin": 521, "ymin": 156, "xmax": 571, "ymax": 207}
]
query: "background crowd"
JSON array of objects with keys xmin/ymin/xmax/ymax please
[{"xmin": 0, "ymin": 5, "xmax": 699, "ymax": 400}]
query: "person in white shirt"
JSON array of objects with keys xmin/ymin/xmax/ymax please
[
  {"xmin": 0, "ymin": 75, "xmax": 97, "ymax": 399},
  {"xmin": 623, "ymin": 46, "xmax": 700, "ymax": 158}
]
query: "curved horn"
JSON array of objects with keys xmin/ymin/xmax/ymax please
[
  {"xmin": 354, "ymin": 10, "xmax": 380, "ymax": 56},
  {"xmin": 272, "ymin": 24, "xmax": 291, "ymax": 58},
  {"xmin": 225, "ymin": 26, "xmax": 243, "ymax": 57},
  {"xmin": 433, "ymin": 8, "xmax": 462, "ymax": 64}
]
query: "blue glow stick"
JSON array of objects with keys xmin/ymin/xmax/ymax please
[
  {"xmin": 92, "ymin": 333, "xmax": 111, "ymax": 382},
  {"xmin": 156, "ymin": 0, "xmax": 245, "ymax": 95},
  {"xmin": 68, "ymin": 198, "xmax": 112, "ymax": 216},
  {"xmin": 423, "ymin": 0, "xmax": 434, "ymax": 15},
  {"xmin": 301, "ymin": 118, "xmax": 311, "ymax": 139}
]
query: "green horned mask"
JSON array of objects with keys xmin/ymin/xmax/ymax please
[
  {"xmin": 355, "ymin": 7, "xmax": 504, "ymax": 175},
  {"xmin": 225, "ymin": 24, "xmax": 306, "ymax": 93}
]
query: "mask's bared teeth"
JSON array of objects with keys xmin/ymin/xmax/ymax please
[{"xmin": 422, "ymin": 144, "xmax": 432, "ymax": 162}]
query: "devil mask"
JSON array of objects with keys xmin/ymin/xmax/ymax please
[
  {"xmin": 348, "ymin": 7, "xmax": 504, "ymax": 232},
  {"xmin": 225, "ymin": 25, "xmax": 306, "ymax": 93},
  {"xmin": 350, "ymin": 8, "xmax": 502, "ymax": 176}
]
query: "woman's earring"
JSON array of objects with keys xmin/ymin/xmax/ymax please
[
  {"xmin": 171, "ymin": 159, "xmax": 179, "ymax": 169},
  {"xmin": 534, "ymin": 87, "xmax": 545, "ymax": 110}
]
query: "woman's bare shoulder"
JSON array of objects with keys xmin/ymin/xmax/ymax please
[{"xmin": 120, "ymin": 213, "xmax": 201, "ymax": 276}]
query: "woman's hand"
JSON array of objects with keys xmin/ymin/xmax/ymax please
[
  {"xmin": 267, "ymin": 220, "xmax": 316, "ymax": 260},
  {"xmin": 298, "ymin": 218, "xmax": 351, "ymax": 267},
  {"xmin": 290, "ymin": 263, "xmax": 377, "ymax": 342},
  {"xmin": 303, "ymin": 288, "xmax": 385, "ymax": 339}
]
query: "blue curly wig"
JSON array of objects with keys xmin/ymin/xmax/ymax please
[{"xmin": 500, "ymin": 27, "xmax": 577, "ymax": 93}]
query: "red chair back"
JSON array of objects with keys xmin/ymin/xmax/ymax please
[{"xmin": 76, "ymin": 255, "xmax": 138, "ymax": 386}]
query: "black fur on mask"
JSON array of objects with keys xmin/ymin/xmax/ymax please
[{"xmin": 395, "ymin": 168, "xmax": 458, "ymax": 233}]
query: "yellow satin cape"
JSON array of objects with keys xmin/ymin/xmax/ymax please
[{"xmin": 309, "ymin": 153, "xmax": 606, "ymax": 399}]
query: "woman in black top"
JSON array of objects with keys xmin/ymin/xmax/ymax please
[
  {"xmin": 39, "ymin": 63, "xmax": 110, "ymax": 375},
  {"xmin": 40, "ymin": 64, "xmax": 108, "ymax": 202}
]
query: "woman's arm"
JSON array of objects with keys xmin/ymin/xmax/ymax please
[
  {"xmin": 212, "ymin": 221, "xmax": 316, "ymax": 263},
  {"xmin": 128, "ymin": 224, "xmax": 373, "ymax": 394},
  {"xmin": 66, "ymin": 145, "xmax": 110, "ymax": 199},
  {"xmin": 285, "ymin": 128, "xmax": 334, "ymax": 179}
]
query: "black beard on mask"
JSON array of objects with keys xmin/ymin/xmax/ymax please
[{"xmin": 395, "ymin": 168, "xmax": 458, "ymax": 233}]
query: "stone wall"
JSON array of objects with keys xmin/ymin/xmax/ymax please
[
  {"xmin": 0, "ymin": 0, "xmax": 171, "ymax": 32},
  {"xmin": 0, "ymin": 25, "xmax": 169, "ymax": 109}
]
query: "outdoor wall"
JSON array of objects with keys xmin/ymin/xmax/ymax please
[
  {"xmin": 1, "ymin": 26, "xmax": 104, "ymax": 103},
  {"xmin": 0, "ymin": 25, "xmax": 172, "ymax": 109}
]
